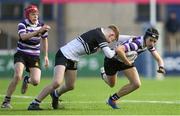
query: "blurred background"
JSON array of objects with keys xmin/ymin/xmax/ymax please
[{"xmin": 0, "ymin": 0, "xmax": 180, "ymax": 78}]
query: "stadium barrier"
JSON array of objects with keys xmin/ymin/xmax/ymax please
[
  {"xmin": 0, "ymin": 51, "xmax": 104, "ymax": 77},
  {"xmin": 0, "ymin": 50, "xmax": 179, "ymax": 78}
]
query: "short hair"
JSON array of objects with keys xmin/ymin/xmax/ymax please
[{"xmin": 108, "ymin": 25, "xmax": 120, "ymax": 40}]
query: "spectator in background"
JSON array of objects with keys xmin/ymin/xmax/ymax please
[
  {"xmin": 165, "ymin": 12, "xmax": 180, "ymax": 52},
  {"xmin": 0, "ymin": 29, "xmax": 8, "ymax": 49}
]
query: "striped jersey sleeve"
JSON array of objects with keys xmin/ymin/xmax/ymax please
[
  {"xmin": 122, "ymin": 36, "xmax": 156, "ymax": 53},
  {"xmin": 18, "ymin": 22, "xmax": 26, "ymax": 35},
  {"xmin": 123, "ymin": 37, "xmax": 142, "ymax": 52}
]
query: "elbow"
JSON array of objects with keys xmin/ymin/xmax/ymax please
[
  {"xmin": 19, "ymin": 35, "xmax": 27, "ymax": 40},
  {"xmin": 105, "ymin": 52, "xmax": 115, "ymax": 58},
  {"xmin": 102, "ymin": 47, "xmax": 115, "ymax": 58}
]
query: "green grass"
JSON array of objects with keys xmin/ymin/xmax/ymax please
[{"xmin": 0, "ymin": 77, "xmax": 180, "ymax": 115}]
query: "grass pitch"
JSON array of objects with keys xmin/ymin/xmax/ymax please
[{"xmin": 0, "ymin": 77, "xmax": 180, "ymax": 115}]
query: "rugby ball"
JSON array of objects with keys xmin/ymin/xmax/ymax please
[{"xmin": 125, "ymin": 51, "xmax": 138, "ymax": 62}]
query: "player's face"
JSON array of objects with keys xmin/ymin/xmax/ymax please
[
  {"xmin": 29, "ymin": 12, "xmax": 39, "ymax": 24},
  {"xmin": 107, "ymin": 33, "xmax": 116, "ymax": 43},
  {"xmin": 145, "ymin": 37, "xmax": 157, "ymax": 48}
]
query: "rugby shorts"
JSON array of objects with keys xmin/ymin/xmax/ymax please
[
  {"xmin": 104, "ymin": 57, "xmax": 134, "ymax": 76},
  {"xmin": 14, "ymin": 51, "xmax": 41, "ymax": 72},
  {"xmin": 55, "ymin": 49, "xmax": 77, "ymax": 70}
]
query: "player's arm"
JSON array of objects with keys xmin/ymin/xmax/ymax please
[
  {"xmin": 20, "ymin": 30, "xmax": 41, "ymax": 40},
  {"xmin": 151, "ymin": 50, "xmax": 166, "ymax": 74},
  {"xmin": 41, "ymin": 38, "xmax": 49, "ymax": 68},
  {"xmin": 115, "ymin": 45, "xmax": 132, "ymax": 66},
  {"xmin": 19, "ymin": 24, "xmax": 50, "ymax": 40},
  {"xmin": 101, "ymin": 47, "xmax": 116, "ymax": 58}
]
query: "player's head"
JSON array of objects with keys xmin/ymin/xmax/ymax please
[
  {"xmin": 144, "ymin": 27, "xmax": 159, "ymax": 48},
  {"xmin": 144, "ymin": 27, "xmax": 159, "ymax": 40},
  {"xmin": 24, "ymin": 4, "xmax": 39, "ymax": 23},
  {"xmin": 107, "ymin": 25, "xmax": 120, "ymax": 43}
]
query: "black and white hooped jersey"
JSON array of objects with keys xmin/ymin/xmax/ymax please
[
  {"xmin": 78, "ymin": 28, "xmax": 108, "ymax": 54},
  {"xmin": 17, "ymin": 19, "xmax": 48, "ymax": 56},
  {"xmin": 112, "ymin": 35, "xmax": 156, "ymax": 62},
  {"xmin": 60, "ymin": 28, "xmax": 110, "ymax": 61}
]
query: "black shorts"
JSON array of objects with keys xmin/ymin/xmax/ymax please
[
  {"xmin": 104, "ymin": 57, "xmax": 134, "ymax": 76},
  {"xmin": 55, "ymin": 49, "xmax": 77, "ymax": 70},
  {"xmin": 14, "ymin": 51, "xmax": 41, "ymax": 72}
]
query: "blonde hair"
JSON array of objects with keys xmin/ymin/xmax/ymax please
[{"xmin": 108, "ymin": 25, "xmax": 120, "ymax": 40}]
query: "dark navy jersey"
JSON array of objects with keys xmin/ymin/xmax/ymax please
[
  {"xmin": 77, "ymin": 28, "xmax": 108, "ymax": 54},
  {"xmin": 17, "ymin": 19, "xmax": 48, "ymax": 56}
]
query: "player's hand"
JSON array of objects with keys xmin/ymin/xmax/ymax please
[
  {"xmin": 157, "ymin": 66, "xmax": 166, "ymax": 74},
  {"xmin": 43, "ymin": 24, "xmax": 51, "ymax": 31},
  {"xmin": 44, "ymin": 56, "xmax": 49, "ymax": 68},
  {"xmin": 38, "ymin": 24, "xmax": 51, "ymax": 35},
  {"xmin": 125, "ymin": 60, "xmax": 133, "ymax": 66}
]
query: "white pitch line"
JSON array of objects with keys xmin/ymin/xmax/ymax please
[
  {"xmin": 0, "ymin": 94, "xmax": 33, "ymax": 99},
  {"xmin": 122, "ymin": 100, "xmax": 180, "ymax": 104},
  {"xmin": 0, "ymin": 94, "xmax": 180, "ymax": 104}
]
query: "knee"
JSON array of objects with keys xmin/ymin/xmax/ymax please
[
  {"xmin": 109, "ymin": 83, "xmax": 115, "ymax": 88},
  {"xmin": 107, "ymin": 76, "xmax": 116, "ymax": 88},
  {"xmin": 14, "ymin": 75, "xmax": 22, "ymax": 82},
  {"xmin": 66, "ymin": 84, "xmax": 75, "ymax": 91},
  {"xmin": 31, "ymin": 79, "xmax": 40, "ymax": 86},
  {"xmin": 52, "ymin": 81, "xmax": 61, "ymax": 89},
  {"xmin": 132, "ymin": 81, "xmax": 141, "ymax": 89}
]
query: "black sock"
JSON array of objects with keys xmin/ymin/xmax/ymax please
[
  {"xmin": 32, "ymin": 99, "xmax": 41, "ymax": 105},
  {"xmin": 54, "ymin": 90, "xmax": 59, "ymax": 98},
  {"xmin": 110, "ymin": 93, "xmax": 120, "ymax": 101},
  {"xmin": 4, "ymin": 96, "xmax": 11, "ymax": 103},
  {"xmin": 24, "ymin": 76, "xmax": 30, "ymax": 83}
]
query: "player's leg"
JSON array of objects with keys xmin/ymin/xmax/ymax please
[
  {"xmin": 51, "ymin": 70, "xmax": 77, "ymax": 109},
  {"xmin": 57, "ymin": 70, "xmax": 77, "ymax": 96},
  {"xmin": 21, "ymin": 67, "xmax": 41, "ymax": 94},
  {"xmin": 101, "ymin": 67, "xmax": 117, "ymax": 87},
  {"xmin": 117, "ymin": 67, "xmax": 141, "ymax": 97},
  {"xmin": 103, "ymin": 73, "xmax": 120, "ymax": 109},
  {"xmin": 107, "ymin": 67, "xmax": 141, "ymax": 109},
  {"xmin": 100, "ymin": 57, "xmax": 118, "ymax": 87},
  {"xmin": 1, "ymin": 62, "xmax": 25, "ymax": 108},
  {"xmin": 21, "ymin": 56, "xmax": 41, "ymax": 94},
  {"xmin": 29, "ymin": 68, "xmax": 41, "ymax": 85},
  {"xmin": 51, "ymin": 59, "xmax": 78, "ymax": 109},
  {"xmin": 28, "ymin": 65, "xmax": 66, "ymax": 110}
]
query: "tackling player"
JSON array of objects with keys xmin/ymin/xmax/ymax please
[
  {"xmin": 101, "ymin": 27, "xmax": 166, "ymax": 109},
  {"xmin": 27, "ymin": 25, "xmax": 120, "ymax": 110},
  {"xmin": 1, "ymin": 4, "xmax": 50, "ymax": 109}
]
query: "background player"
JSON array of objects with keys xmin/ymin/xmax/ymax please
[
  {"xmin": 1, "ymin": 4, "xmax": 50, "ymax": 109},
  {"xmin": 101, "ymin": 27, "xmax": 166, "ymax": 109}
]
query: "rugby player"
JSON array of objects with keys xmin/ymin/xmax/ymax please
[
  {"xmin": 101, "ymin": 27, "xmax": 166, "ymax": 109},
  {"xmin": 1, "ymin": 4, "xmax": 50, "ymax": 109}
]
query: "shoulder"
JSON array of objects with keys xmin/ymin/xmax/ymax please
[
  {"xmin": 38, "ymin": 20, "xmax": 45, "ymax": 26},
  {"xmin": 18, "ymin": 19, "xmax": 27, "ymax": 28},
  {"xmin": 133, "ymin": 36, "xmax": 143, "ymax": 45},
  {"xmin": 19, "ymin": 19, "xmax": 26, "ymax": 24}
]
